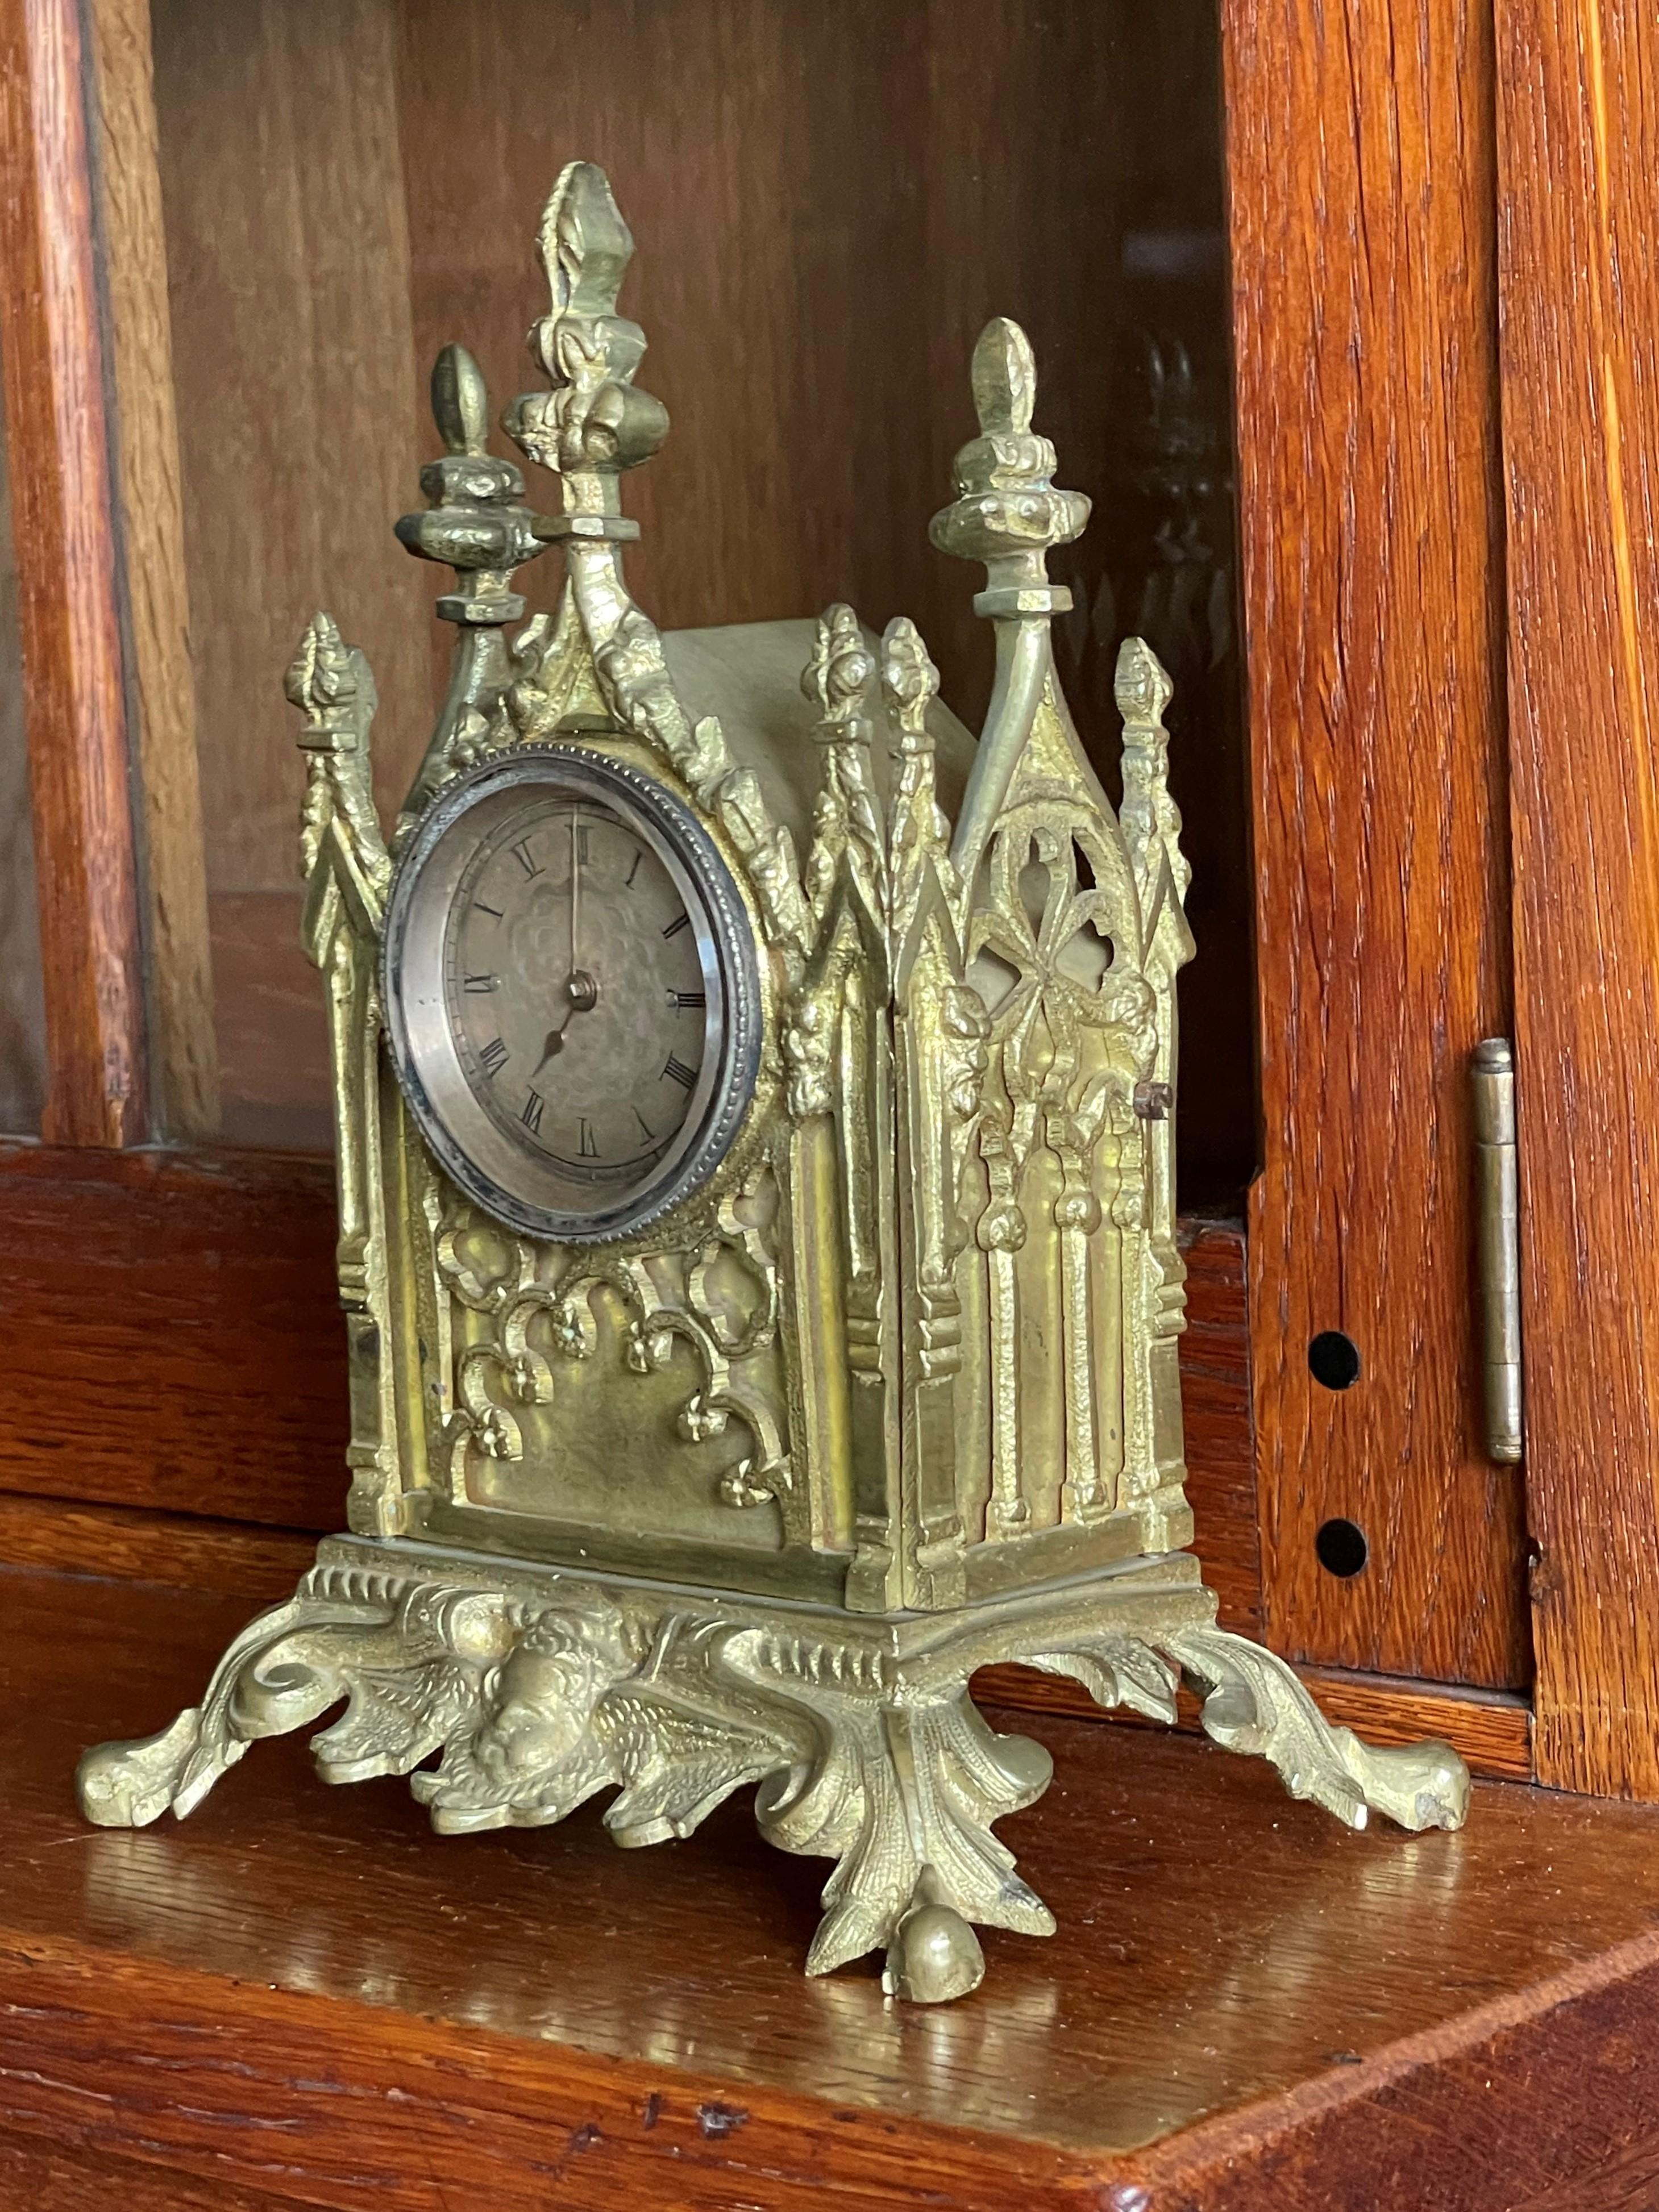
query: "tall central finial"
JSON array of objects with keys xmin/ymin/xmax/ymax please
[{"xmin": 504, "ymin": 161, "xmax": 669, "ymax": 496}]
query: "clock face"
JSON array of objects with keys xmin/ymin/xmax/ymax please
[{"xmin": 383, "ymin": 747, "xmax": 762, "ymax": 1243}]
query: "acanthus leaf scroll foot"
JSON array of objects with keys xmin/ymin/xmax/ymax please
[
  {"xmin": 1025, "ymin": 1622, "xmax": 1471, "ymax": 1836},
  {"xmin": 1166, "ymin": 1626, "xmax": 1472, "ymax": 1833},
  {"xmin": 751, "ymin": 1667, "xmax": 1055, "ymax": 2000},
  {"xmin": 75, "ymin": 1578, "xmax": 485, "ymax": 1828},
  {"xmin": 76, "ymin": 1569, "xmax": 810, "ymax": 1847}
]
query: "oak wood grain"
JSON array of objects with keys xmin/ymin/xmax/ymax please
[
  {"xmin": 86, "ymin": 0, "xmax": 219, "ymax": 1139},
  {"xmin": 0, "ymin": 2134, "xmax": 303, "ymax": 2212},
  {"xmin": 1291, "ymin": 1664, "xmax": 1529, "ymax": 1780},
  {"xmin": 1494, "ymin": 0, "xmax": 1659, "ymax": 1797},
  {"xmin": 148, "ymin": 0, "xmax": 432, "ymax": 893},
  {"xmin": 1221, "ymin": 0, "xmax": 1529, "ymax": 1686},
  {"xmin": 0, "ymin": 0, "xmax": 147, "ymax": 1144},
  {"xmin": 0, "ymin": 1491, "xmax": 315, "ymax": 1599},
  {"xmin": 0, "ymin": 372, "xmax": 48, "ymax": 1136},
  {"xmin": 0, "ymin": 1142, "xmax": 346, "ymax": 1528},
  {"xmin": 3, "ymin": 1567, "xmax": 1657, "ymax": 2209},
  {"xmin": 1134, "ymin": 1936, "xmax": 1659, "ymax": 2212}
]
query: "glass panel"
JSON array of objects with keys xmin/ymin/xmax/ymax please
[
  {"xmin": 151, "ymin": 0, "xmax": 1249, "ymax": 1199},
  {"xmin": 0, "ymin": 375, "xmax": 48, "ymax": 1136}
]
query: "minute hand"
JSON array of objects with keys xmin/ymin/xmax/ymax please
[{"xmin": 570, "ymin": 809, "xmax": 581, "ymax": 979}]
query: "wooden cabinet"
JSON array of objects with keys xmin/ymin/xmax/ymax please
[{"xmin": 0, "ymin": 0, "xmax": 1651, "ymax": 1797}]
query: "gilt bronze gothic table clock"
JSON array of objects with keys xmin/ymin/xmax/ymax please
[{"xmin": 79, "ymin": 163, "xmax": 1469, "ymax": 2003}]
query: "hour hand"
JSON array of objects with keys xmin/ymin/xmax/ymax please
[
  {"xmin": 531, "ymin": 969, "xmax": 599, "ymax": 1076},
  {"xmin": 531, "ymin": 1024, "xmax": 568, "ymax": 1078}
]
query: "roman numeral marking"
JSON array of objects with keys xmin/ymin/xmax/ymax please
[
  {"xmin": 511, "ymin": 838, "xmax": 543, "ymax": 878},
  {"xmin": 521, "ymin": 1090, "xmax": 545, "ymax": 1135},
  {"xmin": 661, "ymin": 911, "xmax": 691, "ymax": 939},
  {"xmin": 463, "ymin": 973, "xmax": 497, "ymax": 993},
  {"xmin": 575, "ymin": 822, "xmax": 591, "ymax": 865},
  {"xmin": 625, "ymin": 850, "xmax": 642, "ymax": 889},
  {"xmin": 633, "ymin": 1106, "xmax": 655, "ymax": 1142},
  {"xmin": 663, "ymin": 1053, "xmax": 697, "ymax": 1090},
  {"xmin": 479, "ymin": 1036, "xmax": 509, "ymax": 1077},
  {"xmin": 669, "ymin": 989, "xmax": 706, "ymax": 1011},
  {"xmin": 578, "ymin": 1118, "xmax": 599, "ymax": 1158},
  {"xmin": 473, "ymin": 899, "xmax": 504, "ymax": 919}
]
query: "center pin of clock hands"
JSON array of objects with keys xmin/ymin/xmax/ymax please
[{"xmin": 532, "ymin": 968, "xmax": 600, "ymax": 1076}]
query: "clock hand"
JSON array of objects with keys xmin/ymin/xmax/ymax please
[{"xmin": 531, "ymin": 968, "xmax": 600, "ymax": 1077}]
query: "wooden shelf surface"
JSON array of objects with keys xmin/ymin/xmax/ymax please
[{"xmin": 6, "ymin": 1566, "xmax": 1659, "ymax": 2210}]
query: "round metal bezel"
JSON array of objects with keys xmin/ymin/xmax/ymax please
[{"xmin": 382, "ymin": 744, "xmax": 762, "ymax": 1245}]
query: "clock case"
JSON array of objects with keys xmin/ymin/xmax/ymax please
[{"xmin": 78, "ymin": 163, "xmax": 1469, "ymax": 2003}]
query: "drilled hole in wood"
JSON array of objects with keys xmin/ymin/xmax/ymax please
[
  {"xmin": 1308, "ymin": 1330, "xmax": 1361, "ymax": 1390},
  {"xmin": 1315, "ymin": 1517, "xmax": 1369, "ymax": 1579}
]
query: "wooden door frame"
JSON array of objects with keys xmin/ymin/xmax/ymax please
[
  {"xmin": 1494, "ymin": 0, "xmax": 1659, "ymax": 1799},
  {"xmin": 1222, "ymin": 0, "xmax": 1529, "ymax": 1693},
  {"xmin": 0, "ymin": 0, "xmax": 147, "ymax": 1144}
]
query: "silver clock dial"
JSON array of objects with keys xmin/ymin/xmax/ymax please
[
  {"xmin": 447, "ymin": 799, "xmax": 708, "ymax": 1181},
  {"xmin": 383, "ymin": 747, "xmax": 760, "ymax": 1243}
]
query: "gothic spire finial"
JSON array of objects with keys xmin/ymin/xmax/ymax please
[
  {"xmin": 803, "ymin": 602, "xmax": 876, "ymax": 736},
  {"xmin": 393, "ymin": 347, "xmax": 554, "ymax": 828},
  {"xmin": 929, "ymin": 316, "xmax": 1089, "ymax": 599},
  {"xmin": 505, "ymin": 161, "xmax": 669, "ymax": 483},
  {"xmin": 933, "ymin": 320, "xmax": 1093, "ymax": 884},
  {"xmin": 430, "ymin": 342, "xmax": 490, "ymax": 457},
  {"xmin": 970, "ymin": 317, "xmax": 1036, "ymax": 440}
]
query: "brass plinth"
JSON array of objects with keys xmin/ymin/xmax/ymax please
[{"xmin": 79, "ymin": 1538, "xmax": 1468, "ymax": 2002}]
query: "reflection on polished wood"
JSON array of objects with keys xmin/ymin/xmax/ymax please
[{"xmin": 7, "ymin": 1567, "xmax": 1659, "ymax": 2207}]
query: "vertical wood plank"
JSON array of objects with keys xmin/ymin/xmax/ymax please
[
  {"xmin": 0, "ymin": 370, "xmax": 50, "ymax": 1135},
  {"xmin": 0, "ymin": 0, "xmax": 147, "ymax": 1143},
  {"xmin": 149, "ymin": 0, "xmax": 427, "ymax": 893},
  {"xmin": 148, "ymin": 0, "xmax": 426, "ymax": 1146},
  {"xmin": 1222, "ymin": 0, "xmax": 1529, "ymax": 1685},
  {"xmin": 87, "ymin": 0, "xmax": 218, "ymax": 1137},
  {"xmin": 1494, "ymin": 0, "xmax": 1659, "ymax": 1796}
]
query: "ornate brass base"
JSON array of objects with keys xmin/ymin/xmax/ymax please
[{"xmin": 77, "ymin": 1538, "xmax": 1470, "ymax": 2002}]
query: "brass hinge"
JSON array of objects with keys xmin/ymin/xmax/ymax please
[{"xmin": 1471, "ymin": 1039, "xmax": 1523, "ymax": 1463}]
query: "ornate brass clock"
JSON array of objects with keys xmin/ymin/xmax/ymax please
[{"xmin": 78, "ymin": 163, "xmax": 1469, "ymax": 2003}]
